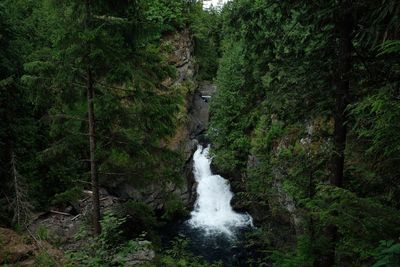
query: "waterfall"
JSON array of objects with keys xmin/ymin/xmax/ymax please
[{"xmin": 188, "ymin": 145, "xmax": 253, "ymax": 236}]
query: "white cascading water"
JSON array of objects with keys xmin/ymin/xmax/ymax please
[{"xmin": 188, "ymin": 145, "xmax": 253, "ymax": 236}]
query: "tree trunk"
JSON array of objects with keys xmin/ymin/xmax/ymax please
[
  {"xmin": 85, "ymin": 0, "xmax": 101, "ymax": 235},
  {"xmin": 323, "ymin": 2, "xmax": 353, "ymax": 266},
  {"xmin": 331, "ymin": 4, "xmax": 352, "ymax": 188},
  {"xmin": 330, "ymin": 1, "xmax": 353, "ymax": 187},
  {"xmin": 87, "ymin": 73, "xmax": 101, "ymax": 236},
  {"xmin": 87, "ymin": 66, "xmax": 101, "ymax": 235}
]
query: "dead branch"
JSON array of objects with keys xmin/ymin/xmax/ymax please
[{"xmin": 11, "ymin": 152, "xmax": 33, "ymax": 227}]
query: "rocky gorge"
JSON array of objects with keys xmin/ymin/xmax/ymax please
[{"xmin": 0, "ymin": 28, "xmax": 221, "ymax": 266}]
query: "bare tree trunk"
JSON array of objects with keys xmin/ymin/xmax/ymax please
[{"xmin": 85, "ymin": 0, "xmax": 101, "ymax": 235}]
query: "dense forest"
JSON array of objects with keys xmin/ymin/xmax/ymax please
[{"xmin": 1, "ymin": 0, "xmax": 399, "ymax": 266}]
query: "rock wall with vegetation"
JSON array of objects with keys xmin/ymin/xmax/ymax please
[
  {"xmin": 104, "ymin": 29, "xmax": 198, "ymax": 211},
  {"xmin": 207, "ymin": 1, "xmax": 400, "ymax": 266},
  {"xmin": 0, "ymin": 1, "xmax": 221, "ymax": 266}
]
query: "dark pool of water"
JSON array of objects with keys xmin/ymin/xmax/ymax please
[{"xmin": 161, "ymin": 221, "xmax": 254, "ymax": 266}]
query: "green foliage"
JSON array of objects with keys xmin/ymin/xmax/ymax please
[
  {"xmin": 34, "ymin": 251, "xmax": 57, "ymax": 267},
  {"xmin": 0, "ymin": 0, "xmax": 40, "ymax": 225},
  {"xmin": 378, "ymin": 40, "xmax": 400, "ymax": 55},
  {"xmin": 373, "ymin": 240, "xmax": 400, "ymax": 267},
  {"xmin": 306, "ymin": 185, "xmax": 400, "ymax": 262},
  {"xmin": 35, "ymin": 225, "xmax": 50, "ymax": 241},
  {"xmin": 159, "ymin": 236, "xmax": 223, "ymax": 267},
  {"xmin": 98, "ymin": 213, "xmax": 128, "ymax": 248},
  {"xmin": 162, "ymin": 195, "xmax": 188, "ymax": 221},
  {"xmin": 65, "ymin": 212, "xmax": 153, "ymax": 267},
  {"xmin": 190, "ymin": 6, "xmax": 221, "ymax": 80},
  {"xmin": 119, "ymin": 201, "xmax": 158, "ymax": 229},
  {"xmin": 116, "ymin": 200, "xmax": 159, "ymax": 242},
  {"xmin": 271, "ymin": 235, "xmax": 314, "ymax": 267},
  {"xmin": 252, "ymin": 118, "xmax": 285, "ymax": 154},
  {"xmin": 209, "ymin": 39, "xmax": 249, "ymax": 171},
  {"xmin": 351, "ymin": 88, "xmax": 400, "ymax": 159},
  {"xmin": 141, "ymin": 0, "xmax": 190, "ymax": 31},
  {"xmin": 51, "ymin": 186, "xmax": 84, "ymax": 208},
  {"xmin": 0, "ymin": 0, "xmax": 192, "ymax": 218}
]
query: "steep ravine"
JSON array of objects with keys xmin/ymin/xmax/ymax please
[
  {"xmin": 23, "ymin": 28, "xmax": 254, "ymax": 266},
  {"xmin": 26, "ymin": 29, "xmax": 210, "ymax": 251}
]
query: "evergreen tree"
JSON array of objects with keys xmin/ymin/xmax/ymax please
[{"xmin": 209, "ymin": 0, "xmax": 400, "ymax": 265}]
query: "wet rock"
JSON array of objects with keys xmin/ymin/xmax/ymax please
[
  {"xmin": 110, "ymin": 180, "xmax": 194, "ymax": 211},
  {"xmin": 230, "ymin": 194, "xmax": 249, "ymax": 213},
  {"xmin": 187, "ymin": 82, "xmax": 216, "ymax": 141},
  {"xmin": 198, "ymin": 81, "xmax": 217, "ymax": 96}
]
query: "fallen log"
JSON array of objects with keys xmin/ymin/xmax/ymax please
[{"xmin": 49, "ymin": 210, "xmax": 71, "ymax": 216}]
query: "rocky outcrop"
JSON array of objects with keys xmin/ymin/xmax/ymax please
[
  {"xmin": 188, "ymin": 81, "xmax": 216, "ymax": 141},
  {"xmin": 163, "ymin": 31, "xmax": 216, "ymax": 158},
  {"xmin": 110, "ymin": 181, "xmax": 193, "ymax": 210}
]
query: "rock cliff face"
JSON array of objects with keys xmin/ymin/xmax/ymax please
[{"xmin": 189, "ymin": 81, "xmax": 216, "ymax": 142}]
